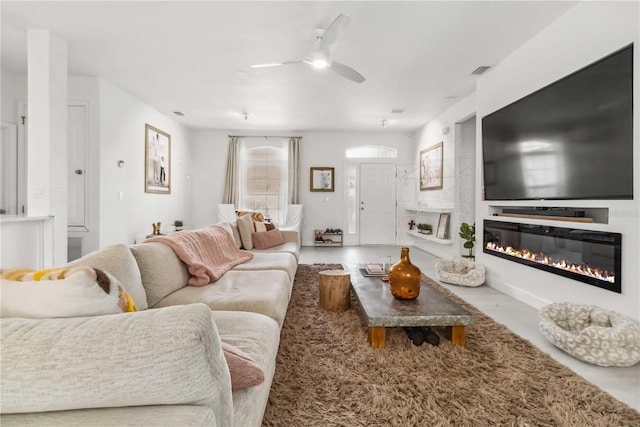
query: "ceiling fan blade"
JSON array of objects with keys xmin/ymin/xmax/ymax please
[
  {"xmin": 329, "ymin": 61, "xmax": 365, "ymax": 83},
  {"xmin": 250, "ymin": 60, "xmax": 302, "ymax": 69},
  {"xmin": 319, "ymin": 14, "xmax": 350, "ymax": 54}
]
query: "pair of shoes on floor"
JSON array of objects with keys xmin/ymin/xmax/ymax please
[{"xmin": 403, "ymin": 326, "xmax": 440, "ymax": 346}]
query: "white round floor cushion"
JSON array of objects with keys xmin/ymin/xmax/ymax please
[{"xmin": 539, "ymin": 302, "xmax": 640, "ymax": 367}]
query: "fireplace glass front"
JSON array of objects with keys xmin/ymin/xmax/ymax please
[{"xmin": 483, "ymin": 220, "xmax": 621, "ymax": 293}]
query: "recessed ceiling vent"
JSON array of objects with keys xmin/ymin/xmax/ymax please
[
  {"xmin": 471, "ymin": 66, "xmax": 491, "ymax": 75},
  {"xmin": 391, "ymin": 109, "xmax": 405, "ymax": 114},
  {"xmin": 173, "ymin": 111, "xmax": 185, "ymax": 116}
]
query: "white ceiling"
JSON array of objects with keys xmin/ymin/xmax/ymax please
[{"xmin": 1, "ymin": 1, "xmax": 578, "ymax": 132}]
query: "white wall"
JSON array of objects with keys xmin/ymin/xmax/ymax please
[
  {"xmin": 475, "ymin": 1, "xmax": 640, "ymax": 320},
  {"xmin": 408, "ymin": 93, "xmax": 476, "ymax": 259},
  {"xmin": 189, "ymin": 130, "xmax": 414, "ymax": 246},
  {"xmin": 189, "ymin": 129, "xmax": 229, "ymax": 229},
  {"xmin": 98, "ymin": 79, "xmax": 193, "ymax": 246},
  {"xmin": 299, "ymin": 132, "xmax": 413, "ymax": 246}
]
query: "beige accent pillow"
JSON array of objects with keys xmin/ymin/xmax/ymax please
[
  {"xmin": 221, "ymin": 342, "xmax": 265, "ymax": 390},
  {"xmin": 254, "ymin": 221, "xmax": 267, "ymax": 233},
  {"xmin": 237, "ymin": 214, "xmax": 254, "ymax": 250},
  {"xmin": 130, "ymin": 242, "xmax": 190, "ymax": 307},
  {"xmin": 67, "ymin": 244, "xmax": 148, "ymax": 310}
]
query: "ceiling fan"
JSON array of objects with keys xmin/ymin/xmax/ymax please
[{"xmin": 250, "ymin": 14, "xmax": 365, "ymax": 83}]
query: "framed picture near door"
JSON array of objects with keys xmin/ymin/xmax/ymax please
[
  {"xmin": 310, "ymin": 167, "xmax": 334, "ymax": 192},
  {"xmin": 420, "ymin": 142, "xmax": 443, "ymax": 191},
  {"xmin": 145, "ymin": 124, "xmax": 171, "ymax": 194}
]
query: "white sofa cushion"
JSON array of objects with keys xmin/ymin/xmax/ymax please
[
  {"xmin": 0, "ymin": 304, "xmax": 233, "ymax": 426},
  {"xmin": 67, "ymin": 243, "xmax": 148, "ymax": 310},
  {"xmin": 232, "ymin": 251, "xmax": 297, "ymax": 284},
  {"xmin": 154, "ymin": 270, "xmax": 292, "ymax": 327}
]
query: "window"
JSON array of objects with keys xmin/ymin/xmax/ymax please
[
  {"xmin": 239, "ymin": 138, "xmax": 288, "ymax": 224},
  {"xmin": 346, "ymin": 146, "xmax": 397, "ymax": 159}
]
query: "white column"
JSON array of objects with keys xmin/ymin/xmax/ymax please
[{"xmin": 27, "ymin": 29, "xmax": 68, "ymax": 266}]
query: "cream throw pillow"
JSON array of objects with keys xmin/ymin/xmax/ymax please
[{"xmin": 237, "ymin": 214, "xmax": 254, "ymax": 250}]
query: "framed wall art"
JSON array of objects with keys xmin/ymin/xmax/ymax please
[
  {"xmin": 420, "ymin": 142, "xmax": 443, "ymax": 191},
  {"xmin": 310, "ymin": 167, "xmax": 334, "ymax": 192},
  {"xmin": 436, "ymin": 213, "xmax": 450, "ymax": 239},
  {"xmin": 145, "ymin": 124, "xmax": 171, "ymax": 194}
]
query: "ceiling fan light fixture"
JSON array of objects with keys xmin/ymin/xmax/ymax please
[{"xmin": 311, "ymin": 50, "xmax": 330, "ymax": 69}]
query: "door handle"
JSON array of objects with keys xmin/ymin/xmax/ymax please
[{"xmin": 75, "ymin": 169, "xmax": 84, "ymax": 175}]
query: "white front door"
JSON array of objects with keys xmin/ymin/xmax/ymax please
[{"xmin": 359, "ymin": 163, "xmax": 396, "ymax": 245}]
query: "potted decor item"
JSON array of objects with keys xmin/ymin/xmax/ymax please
[
  {"xmin": 417, "ymin": 223, "xmax": 432, "ymax": 234},
  {"xmin": 459, "ymin": 222, "xmax": 475, "ymax": 259},
  {"xmin": 388, "ymin": 247, "xmax": 421, "ymax": 300},
  {"xmin": 173, "ymin": 220, "xmax": 184, "ymax": 231}
]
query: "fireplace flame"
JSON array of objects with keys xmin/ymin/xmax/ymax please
[{"xmin": 485, "ymin": 242, "xmax": 615, "ymax": 283}]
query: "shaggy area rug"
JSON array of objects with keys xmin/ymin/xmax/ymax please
[{"xmin": 262, "ymin": 264, "xmax": 640, "ymax": 426}]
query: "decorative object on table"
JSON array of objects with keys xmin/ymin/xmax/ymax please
[
  {"xmin": 435, "ymin": 259, "xmax": 485, "ymax": 287},
  {"xmin": 172, "ymin": 220, "xmax": 184, "ymax": 231},
  {"xmin": 459, "ymin": 222, "xmax": 476, "ymax": 258},
  {"xmin": 436, "ymin": 213, "xmax": 450, "ymax": 239},
  {"xmin": 539, "ymin": 302, "xmax": 640, "ymax": 367},
  {"xmin": 388, "ymin": 247, "xmax": 421, "ymax": 300},
  {"xmin": 408, "ymin": 219, "xmax": 415, "ymax": 230},
  {"xmin": 310, "ymin": 167, "xmax": 335, "ymax": 192},
  {"xmin": 152, "ymin": 222, "xmax": 162, "ymax": 235},
  {"xmin": 144, "ymin": 124, "xmax": 171, "ymax": 194},
  {"xmin": 417, "ymin": 223, "xmax": 432, "ymax": 234},
  {"xmin": 419, "ymin": 142, "xmax": 443, "ymax": 191}
]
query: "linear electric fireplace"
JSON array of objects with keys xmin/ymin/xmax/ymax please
[{"xmin": 483, "ymin": 220, "xmax": 621, "ymax": 293}]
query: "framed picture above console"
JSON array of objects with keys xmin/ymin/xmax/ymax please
[
  {"xmin": 420, "ymin": 142, "xmax": 443, "ymax": 191},
  {"xmin": 145, "ymin": 124, "xmax": 171, "ymax": 194}
]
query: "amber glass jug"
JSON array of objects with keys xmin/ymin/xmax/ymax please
[{"xmin": 388, "ymin": 247, "xmax": 421, "ymax": 300}]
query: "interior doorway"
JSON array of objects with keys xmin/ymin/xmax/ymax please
[{"xmin": 359, "ymin": 163, "xmax": 396, "ymax": 245}]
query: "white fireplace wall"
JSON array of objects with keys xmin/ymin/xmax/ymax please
[{"xmin": 475, "ymin": 1, "xmax": 639, "ymax": 321}]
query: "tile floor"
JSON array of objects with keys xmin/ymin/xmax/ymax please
[{"xmin": 299, "ymin": 245, "xmax": 640, "ymax": 411}]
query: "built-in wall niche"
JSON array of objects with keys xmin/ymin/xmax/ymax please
[
  {"xmin": 404, "ymin": 206, "xmax": 453, "ymax": 245},
  {"xmin": 488, "ymin": 206, "xmax": 609, "ymax": 224}
]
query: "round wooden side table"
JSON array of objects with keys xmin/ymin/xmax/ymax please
[{"xmin": 318, "ymin": 269, "xmax": 351, "ymax": 312}]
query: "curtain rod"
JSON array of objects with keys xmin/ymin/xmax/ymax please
[{"xmin": 228, "ymin": 135, "xmax": 302, "ymax": 139}]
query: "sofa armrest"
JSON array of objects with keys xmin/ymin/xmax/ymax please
[
  {"xmin": 279, "ymin": 230, "xmax": 299, "ymax": 245},
  {"xmin": 0, "ymin": 304, "xmax": 233, "ymax": 426}
]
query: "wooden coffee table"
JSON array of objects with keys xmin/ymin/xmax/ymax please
[{"xmin": 345, "ymin": 264, "xmax": 474, "ymax": 349}]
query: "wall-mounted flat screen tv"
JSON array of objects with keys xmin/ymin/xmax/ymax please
[{"xmin": 482, "ymin": 44, "xmax": 633, "ymax": 201}]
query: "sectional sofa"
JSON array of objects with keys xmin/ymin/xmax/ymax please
[{"xmin": 0, "ymin": 222, "xmax": 299, "ymax": 426}]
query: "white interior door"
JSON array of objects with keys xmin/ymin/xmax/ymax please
[
  {"xmin": 359, "ymin": 163, "xmax": 396, "ymax": 245},
  {"xmin": 67, "ymin": 104, "xmax": 87, "ymax": 229}
]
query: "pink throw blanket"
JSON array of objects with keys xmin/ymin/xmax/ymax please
[{"xmin": 145, "ymin": 225, "xmax": 253, "ymax": 286}]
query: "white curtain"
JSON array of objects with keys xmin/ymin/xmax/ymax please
[
  {"xmin": 288, "ymin": 137, "xmax": 300, "ymax": 204},
  {"xmin": 223, "ymin": 136, "xmax": 242, "ymax": 205}
]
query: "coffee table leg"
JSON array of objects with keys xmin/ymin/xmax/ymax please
[
  {"xmin": 369, "ymin": 327, "xmax": 385, "ymax": 349},
  {"xmin": 449, "ymin": 326, "xmax": 466, "ymax": 346}
]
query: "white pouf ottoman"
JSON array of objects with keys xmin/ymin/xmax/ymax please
[
  {"xmin": 435, "ymin": 259, "xmax": 485, "ymax": 287},
  {"xmin": 539, "ymin": 302, "xmax": 640, "ymax": 367}
]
